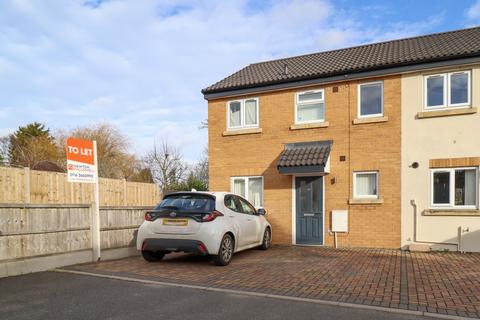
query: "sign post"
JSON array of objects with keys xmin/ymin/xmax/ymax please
[{"xmin": 66, "ymin": 138, "xmax": 101, "ymax": 261}]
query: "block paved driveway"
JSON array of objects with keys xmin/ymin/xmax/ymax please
[{"xmin": 66, "ymin": 246, "xmax": 480, "ymax": 318}]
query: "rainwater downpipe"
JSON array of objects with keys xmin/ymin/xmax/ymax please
[{"xmin": 410, "ymin": 199, "xmax": 461, "ymax": 251}]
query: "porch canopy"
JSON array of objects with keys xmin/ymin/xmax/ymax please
[{"xmin": 277, "ymin": 140, "xmax": 332, "ymax": 175}]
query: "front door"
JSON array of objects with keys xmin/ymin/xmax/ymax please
[{"xmin": 295, "ymin": 176, "xmax": 323, "ymax": 245}]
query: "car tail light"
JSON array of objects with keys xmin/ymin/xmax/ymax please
[
  {"xmin": 202, "ymin": 210, "xmax": 223, "ymax": 222},
  {"xmin": 197, "ymin": 243, "xmax": 207, "ymax": 254},
  {"xmin": 145, "ymin": 212, "xmax": 156, "ymax": 221}
]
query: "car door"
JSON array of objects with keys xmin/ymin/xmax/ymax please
[
  {"xmin": 224, "ymin": 195, "xmax": 251, "ymax": 248},
  {"xmin": 237, "ymin": 196, "xmax": 261, "ymax": 245}
]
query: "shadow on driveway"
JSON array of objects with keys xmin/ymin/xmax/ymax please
[{"xmin": 64, "ymin": 245, "xmax": 480, "ymax": 318}]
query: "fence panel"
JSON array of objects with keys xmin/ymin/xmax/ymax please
[
  {"xmin": 0, "ymin": 167, "xmax": 160, "ymax": 206},
  {"xmin": 0, "ymin": 167, "xmax": 26, "ymax": 203}
]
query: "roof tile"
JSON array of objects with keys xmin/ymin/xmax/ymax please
[
  {"xmin": 203, "ymin": 27, "xmax": 480, "ymax": 94},
  {"xmin": 277, "ymin": 141, "xmax": 332, "ymax": 168}
]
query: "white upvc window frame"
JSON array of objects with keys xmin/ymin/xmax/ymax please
[
  {"xmin": 230, "ymin": 176, "xmax": 264, "ymax": 208},
  {"xmin": 430, "ymin": 167, "xmax": 479, "ymax": 209},
  {"xmin": 294, "ymin": 89, "xmax": 325, "ymax": 124},
  {"xmin": 353, "ymin": 171, "xmax": 379, "ymax": 199},
  {"xmin": 357, "ymin": 81, "xmax": 384, "ymax": 118},
  {"xmin": 424, "ymin": 70, "xmax": 471, "ymax": 110},
  {"xmin": 226, "ymin": 97, "xmax": 260, "ymax": 130}
]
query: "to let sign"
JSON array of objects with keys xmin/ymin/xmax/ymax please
[{"xmin": 66, "ymin": 137, "xmax": 98, "ymax": 183}]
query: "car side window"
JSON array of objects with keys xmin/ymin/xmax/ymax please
[
  {"xmin": 224, "ymin": 195, "xmax": 242, "ymax": 213},
  {"xmin": 238, "ymin": 197, "xmax": 256, "ymax": 215}
]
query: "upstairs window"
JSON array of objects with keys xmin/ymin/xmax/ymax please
[
  {"xmin": 424, "ymin": 71, "xmax": 470, "ymax": 109},
  {"xmin": 431, "ymin": 168, "xmax": 477, "ymax": 208},
  {"xmin": 358, "ymin": 81, "xmax": 383, "ymax": 118},
  {"xmin": 227, "ymin": 98, "xmax": 259, "ymax": 129},
  {"xmin": 295, "ymin": 90, "xmax": 325, "ymax": 123}
]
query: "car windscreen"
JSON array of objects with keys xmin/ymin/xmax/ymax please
[{"xmin": 155, "ymin": 194, "xmax": 215, "ymax": 212}]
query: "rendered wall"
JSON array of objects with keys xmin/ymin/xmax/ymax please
[{"xmin": 401, "ymin": 65, "xmax": 480, "ymax": 252}]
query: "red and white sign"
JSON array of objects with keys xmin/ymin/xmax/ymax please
[{"xmin": 66, "ymin": 137, "xmax": 98, "ymax": 183}]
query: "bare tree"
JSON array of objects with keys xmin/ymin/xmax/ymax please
[
  {"xmin": 8, "ymin": 122, "xmax": 58, "ymax": 168},
  {"xmin": 144, "ymin": 140, "xmax": 187, "ymax": 193},
  {"xmin": 199, "ymin": 119, "xmax": 208, "ymax": 130},
  {"xmin": 9, "ymin": 135, "xmax": 58, "ymax": 168},
  {"xmin": 192, "ymin": 146, "xmax": 208, "ymax": 189},
  {"xmin": 56, "ymin": 122, "xmax": 151, "ymax": 182},
  {"xmin": 0, "ymin": 136, "xmax": 10, "ymax": 165},
  {"xmin": 122, "ymin": 156, "xmax": 154, "ymax": 183}
]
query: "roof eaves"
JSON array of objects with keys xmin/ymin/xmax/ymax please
[{"xmin": 202, "ymin": 52, "xmax": 480, "ymax": 97}]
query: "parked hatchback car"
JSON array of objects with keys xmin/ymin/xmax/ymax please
[{"xmin": 136, "ymin": 191, "xmax": 272, "ymax": 266}]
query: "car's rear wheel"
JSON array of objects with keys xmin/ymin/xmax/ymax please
[
  {"xmin": 141, "ymin": 250, "xmax": 165, "ymax": 262},
  {"xmin": 259, "ymin": 227, "xmax": 271, "ymax": 250},
  {"xmin": 212, "ymin": 234, "xmax": 234, "ymax": 266}
]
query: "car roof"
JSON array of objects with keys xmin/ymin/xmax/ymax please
[
  {"xmin": 161, "ymin": 191, "xmax": 258, "ymax": 208},
  {"xmin": 163, "ymin": 191, "xmax": 231, "ymax": 198}
]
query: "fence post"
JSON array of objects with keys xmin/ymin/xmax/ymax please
[
  {"xmin": 91, "ymin": 141, "xmax": 101, "ymax": 261},
  {"xmin": 24, "ymin": 167, "xmax": 30, "ymax": 204}
]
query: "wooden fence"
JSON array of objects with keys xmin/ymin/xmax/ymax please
[
  {"xmin": 0, "ymin": 167, "xmax": 161, "ymax": 206},
  {"xmin": 0, "ymin": 204, "xmax": 150, "ymax": 277}
]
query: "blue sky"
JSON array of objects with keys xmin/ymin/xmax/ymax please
[{"xmin": 1, "ymin": 0, "xmax": 480, "ymax": 162}]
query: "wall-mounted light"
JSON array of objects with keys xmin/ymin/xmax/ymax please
[
  {"xmin": 410, "ymin": 162, "xmax": 419, "ymax": 169},
  {"xmin": 330, "ymin": 177, "xmax": 336, "ymax": 185}
]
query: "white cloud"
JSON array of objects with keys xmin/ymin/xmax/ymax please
[
  {"xmin": 0, "ymin": 0, "xmax": 444, "ymax": 160},
  {"xmin": 87, "ymin": 96, "xmax": 114, "ymax": 109},
  {"xmin": 467, "ymin": 0, "xmax": 480, "ymax": 20}
]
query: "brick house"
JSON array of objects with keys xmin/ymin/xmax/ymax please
[{"xmin": 202, "ymin": 27, "xmax": 480, "ymax": 250}]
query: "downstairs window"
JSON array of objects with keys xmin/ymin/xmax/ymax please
[{"xmin": 431, "ymin": 168, "xmax": 478, "ymax": 208}]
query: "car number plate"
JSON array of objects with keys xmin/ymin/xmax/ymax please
[{"xmin": 162, "ymin": 218, "xmax": 188, "ymax": 226}]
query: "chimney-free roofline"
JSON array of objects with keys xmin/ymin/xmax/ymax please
[{"xmin": 203, "ymin": 56, "xmax": 480, "ymax": 100}]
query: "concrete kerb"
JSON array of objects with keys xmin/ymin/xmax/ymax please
[{"xmin": 54, "ymin": 268, "xmax": 478, "ymax": 320}]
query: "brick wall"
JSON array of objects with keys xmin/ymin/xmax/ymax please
[{"xmin": 208, "ymin": 75, "xmax": 401, "ymax": 248}]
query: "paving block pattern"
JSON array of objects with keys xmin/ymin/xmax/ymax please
[{"xmin": 68, "ymin": 246, "xmax": 480, "ymax": 318}]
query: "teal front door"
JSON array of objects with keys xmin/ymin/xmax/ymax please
[{"xmin": 295, "ymin": 176, "xmax": 323, "ymax": 245}]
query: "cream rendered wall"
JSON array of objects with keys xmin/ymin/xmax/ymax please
[{"xmin": 401, "ymin": 65, "xmax": 480, "ymax": 252}]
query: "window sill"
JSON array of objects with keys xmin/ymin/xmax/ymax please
[
  {"xmin": 348, "ymin": 197, "xmax": 384, "ymax": 205},
  {"xmin": 416, "ymin": 107, "xmax": 477, "ymax": 119},
  {"xmin": 222, "ymin": 128, "xmax": 262, "ymax": 136},
  {"xmin": 423, "ymin": 209, "xmax": 480, "ymax": 216},
  {"xmin": 290, "ymin": 122, "xmax": 329, "ymax": 130},
  {"xmin": 352, "ymin": 116, "xmax": 388, "ymax": 125}
]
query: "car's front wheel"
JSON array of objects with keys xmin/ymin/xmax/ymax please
[
  {"xmin": 141, "ymin": 250, "xmax": 165, "ymax": 262},
  {"xmin": 259, "ymin": 227, "xmax": 271, "ymax": 250},
  {"xmin": 212, "ymin": 234, "xmax": 234, "ymax": 266}
]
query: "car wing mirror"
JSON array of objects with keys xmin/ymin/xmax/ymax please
[{"xmin": 257, "ymin": 208, "xmax": 267, "ymax": 215}]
